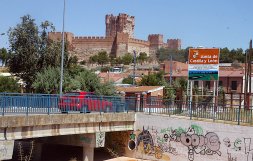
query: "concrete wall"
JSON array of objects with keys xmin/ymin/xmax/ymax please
[
  {"xmin": 133, "ymin": 113, "xmax": 253, "ymax": 161},
  {"xmin": 0, "ymin": 113, "xmax": 135, "ymax": 140}
]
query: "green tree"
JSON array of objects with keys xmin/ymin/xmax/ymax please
[
  {"xmin": 140, "ymin": 71, "xmax": 168, "ymax": 86},
  {"xmin": 122, "ymin": 76, "xmax": 133, "ymax": 84},
  {"xmin": 0, "ymin": 76, "xmax": 20, "ymax": 92},
  {"xmin": 89, "ymin": 55, "xmax": 98, "ymax": 65},
  {"xmin": 8, "ymin": 15, "xmax": 41, "ymax": 89},
  {"xmin": 122, "ymin": 53, "xmax": 133, "ymax": 65},
  {"xmin": 8, "ymin": 15, "xmax": 76, "ymax": 91},
  {"xmin": 66, "ymin": 69, "xmax": 115, "ymax": 95},
  {"xmin": 97, "ymin": 51, "xmax": 109, "ymax": 66},
  {"xmin": 0, "ymin": 48, "xmax": 8, "ymax": 66},
  {"xmin": 137, "ymin": 52, "xmax": 148, "ymax": 65},
  {"xmin": 219, "ymin": 48, "xmax": 245, "ymax": 63},
  {"xmin": 156, "ymin": 48, "xmax": 186, "ymax": 62},
  {"xmin": 32, "ymin": 67, "xmax": 71, "ymax": 94}
]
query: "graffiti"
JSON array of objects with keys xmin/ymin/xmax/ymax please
[
  {"xmin": 170, "ymin": 127, "xmax": 186, "ymax": 142},
  {"xmin": 128, "ymin": 132, "xmax": 136, "ymax": 150},
  {"xmin": 190, "ymin": 124, "xmax": 203, "ymax": 135},
  {"xmin": 244, "ymin": 138, "xmax": 253, "ymax": 161},
  {"xmin": 158, "ymin": 142, "xmax": 178, "ymax": 155},
  {"xmin": 227, "ymin": 150, "xmax": 237, "ymax": 161},
  {"xmin": 136, "ymin": 127, "xmax": 154, "ymax": 152},
  {"xmin": 96, "ymin": 132, "xmax": 105, "ymax": 147},
  {"xmin": 180, "ymin": 127, "xmax": 221, "ymax": 161},
  {"xmin": 154, "ymin": 146, "xmax": 163, "ymax": 159},
  {"xmin": 223, "ymin": 137, "xmax": 242, "ymax": 151}
]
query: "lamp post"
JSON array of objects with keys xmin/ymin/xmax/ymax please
[{"xmin": 59, "ymin": 0, "xmax": 66, "ymax": 96}]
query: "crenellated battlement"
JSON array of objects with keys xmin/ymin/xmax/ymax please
[
  {"xmin": 148, "ymin": 34, "xmax": 163, "ymax": 37},
  {"xmin": 129, "ymin": 38, "xmax": 150, "ymax": 45},
  {"xmin": 73, "ymin": 36, "xmax": 109, "ymax": 40},
  {"xmin": 167, "ymin": 38, "xmax": 181, "ymax": 41}
]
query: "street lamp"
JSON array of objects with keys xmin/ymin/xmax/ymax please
[{"xmin": 59, "ymin": 0, "xmax": 66, "ymax": 96}]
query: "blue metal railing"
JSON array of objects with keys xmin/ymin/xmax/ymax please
[
  {"xmin": 0, "ymin": 93, "xmax": 253, "ymax": 125},
  {"xmin": 0, "ymin": 93, "xmax": 137, "ymax": 116}
]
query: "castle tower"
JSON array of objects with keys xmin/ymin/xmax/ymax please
[
  {"xmin": 105, "ymin": 13, "xmax": 135, "ymax": 38},
  {"xmin": 148, "ymin": 34, "xmax": 164, "ymax": 48},
  {"xmin": 167, "ymin": 39, "xmax": 181, "ymax": 50}
]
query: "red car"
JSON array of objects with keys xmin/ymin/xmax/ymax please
[{"xmin": 58, "ymin": 91, "xmax": 113, "ymax": 113}]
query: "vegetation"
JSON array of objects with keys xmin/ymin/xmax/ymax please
[
  {"xmin": 121, "ymin": 53, "xmax": 133, "ymax": 65},
  {"xmin": 156, "ymin": 48, "xmax": 188, "ymax": 62},
  {"xmin": 7, "ymin": 15, "xmax": 77, "ymax": 91},
  {"xmin": 137, "ymin": 52, "xmax": 149, "ymax": 65},
  {"xmin": 0, "ymin": 76, "xmax": 20, "ymax": 92},
  {"xmin": 0, "ymin": 48, "xmax": 9, "ymax": 66},
  {"xmin": 219, "ymin": 47, "xmax": 245, "ymax": 63},
  {"xmin": 33, "ymin": 67, "xmax": 116, "ymax": 95},
  {"xmin": 122, "ymin": 76, "xmax": 133, "ymax": 84},
  {"xmin": 156, "ymin": 47, "xmax": 245, "ymax": 64}
]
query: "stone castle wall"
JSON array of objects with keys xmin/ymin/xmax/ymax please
[{"xmin": 48, "ymin": 13, "xmax": 182, "ymax": 61}]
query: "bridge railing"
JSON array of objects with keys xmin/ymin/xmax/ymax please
[
  {"xmin": 0, "ymin": 93, "xmax": 138, "ymax": 115},
  {"xmin": 0, "ymin": 93, "xmax": 253, "ymax": 125},
  {"xmin": 134, "ymin": 96, "xmax": 253, "ymax": 125}
]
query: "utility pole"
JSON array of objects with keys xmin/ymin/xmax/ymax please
[
  {"xmin": 249, "ymin": 40, "xmax": 252, "ymax": 108},
  {"xmin": 244, "ymin": 40, "xmax": 252, "ymax": 109},
  {"xmin": 60, "ymin": 0, "xmax": 66, "ymax": 96},
  {"xmin": 133, "ymin": 50, "xmax": 136, "ymax": 85}
]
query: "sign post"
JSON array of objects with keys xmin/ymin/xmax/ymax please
[{"xmin": 188, "ymin": 48, "xmax": 220, "ymax": 120}]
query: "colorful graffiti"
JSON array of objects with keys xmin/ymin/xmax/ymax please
[{"xmin": 180, "ymin": 127, "xmax": 221, "ymax": 161}]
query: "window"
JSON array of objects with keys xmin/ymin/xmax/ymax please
[{"xmin": 231, "ymin": 81, "xmax": 237, "ymax": 90}]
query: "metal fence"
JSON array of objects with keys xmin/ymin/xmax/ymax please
[
  {"xmin": 0, "ymin": 93, "xmax": 137, "ymax": 115},
  {"xmin": 0, "ymin": 93, "xmax": 252, "ymax": 125}
]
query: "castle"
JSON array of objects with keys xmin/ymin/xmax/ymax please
[{"xmin": 48, "ymin": 13, "xmax": 181, "ymax": 61}]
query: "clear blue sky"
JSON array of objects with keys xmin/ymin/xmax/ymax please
[{"xmin": 1, "ymin": 0, "xmax": 253, "ymax": 50}]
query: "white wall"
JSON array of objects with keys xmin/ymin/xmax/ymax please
[{"xmin": 133, "ymin": 113, "xmax": 253, "ymax": 161}]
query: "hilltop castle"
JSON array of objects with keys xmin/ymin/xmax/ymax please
[{"xmin": 48, "ymin": 13, "xmax": 181, "ymax": 61}]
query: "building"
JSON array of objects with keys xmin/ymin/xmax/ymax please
[
  {"xmin": 162, "ymin": 61, "xmax": 244, "ymax": 93},
  {"xmin": 48, "ymin": 13, "xmax": 181, "ymax": 61}
]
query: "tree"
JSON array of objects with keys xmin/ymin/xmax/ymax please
[
  {"xmin": 156, "ymin": 48, "xmax": 186, "ymax": 62},
  {"xmin": 137, "ymin": 52, "xmax": 148, "ymax": 65},
  {"xmin": 33, "ymin": 66, "xmax": 116, "ymax": 95},
  {"xmin": 97, "ymin": 51, "xmax": 109, "ymax": 66},
  {"xmin": 0, "ymin": 76, "xmax": 20, "ymax": 92},
  {"xmin": 0, "ymin": 48, "xmax": 8, "ymax": 66},
  {"xmin": 122, "ymin": 53, "xmax": 133, "ymax": 65},
  {"xmin": 65, "ymin": 68, "xmax": 115, "ymax": 95},
  {"xmin": 122, "ymin": 76, "xmax": 133, "ymax": 84},
  {"xmin": 139, "ymin": 71, "xmax": 168, "ymax": 86},
  {"xmin": 8, "ymin": 15, "xmax": 41, "ymax": 89},
  {"xmin": 8, "ymin": 15, "xmax": 76, "ymax": 91},
  {"xmin": 89, "ymin": 55, "xmax": 98, "ymax": 65},
  {"xmin": 32, "ymin": 67, "xmax": 71, "ymax": 94}
]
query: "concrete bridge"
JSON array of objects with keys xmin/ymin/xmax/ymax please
[{"xmin": 0, "ymin": 112, "xmax": 135, "ymax": 161}]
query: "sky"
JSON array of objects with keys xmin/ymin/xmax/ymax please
[{"xmin": 0, "ymin": 0, "xmax": 253, "ymax": 50}]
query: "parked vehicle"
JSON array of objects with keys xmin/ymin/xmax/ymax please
[{"xmin": 58, "ymin": 91, "xmax": 113, "ymax": 113}]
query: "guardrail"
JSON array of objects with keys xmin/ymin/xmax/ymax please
[
  {"xmin": 0, "ymin": 93, "xmax": 252, "ymax": 125},
  {"xmin": 0, "ymin": 93, "xmax": 137, "ymax": 115}
]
